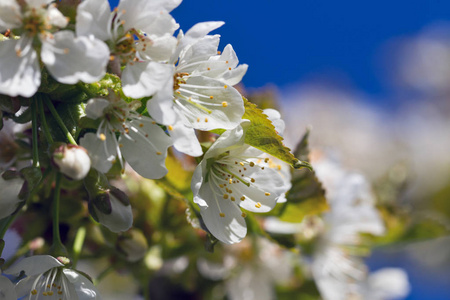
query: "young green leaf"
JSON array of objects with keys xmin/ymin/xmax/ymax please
[{"xmin": 242, "ymin": 98, "xmax": 309, "ymax": 169}]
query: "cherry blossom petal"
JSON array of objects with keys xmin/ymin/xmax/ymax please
[
  {"xmin": 0, "ymin": 39, "xmax": 40, "ymax": 97},
  {"xmin": 122, "ymin": 61, "xmax": 173, "ymax": 98},
  {"xmin": 80, "ymin": 132, "xmax": 117, "ymax": 173},
  {"xmin": 76, "ymin": 0, "xmax": 111, "ymax": 41},
  {"xmin": 63, "ymin": 269, "xmax": 101, "ymax": 299},
  {"xmin": 119, "ymin": 119, "xmax": 173, "ymax": 179},
  {"xmin": 95, "ymin": 193, "xmax": 133, "ymax": 232},
  {"xmin": 0, "ymin": 0, "xmax": 22, "ymax": 31},
  {"xmin": 41, "ymin": 31, "xmax": 109, "ymax": 84}
]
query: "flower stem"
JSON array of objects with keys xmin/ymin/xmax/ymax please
[
  {"xmin": 72, "ymin": 226, "xmax": 86, "ymax": 268},
  {"xmin": 43, "ymin": 97, "xmax": 77, "ymax": 145},
  {"xmin": 51, "ymin": 173, "xmax": 67, "ymax": 256},
  {"xmin": 37, "ymin": 95, "xmax": 54, "ymax": 144},
  {"xmin": 31, "ymin": 100, "xmax": 40, "ymax": 168},
  {"xmin": 94, "ymin": 264, "xmax": 115, "ymax": 285},
  {"xmin": 76, "ymin": 82, "xmax": 96, "ymax": 99}
]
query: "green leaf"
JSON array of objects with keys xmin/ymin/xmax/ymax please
[{"xmin": 242, "ymin": 98, "xmax": 309, "ymax": 169}]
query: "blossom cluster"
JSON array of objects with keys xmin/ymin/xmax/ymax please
[{"xmin": 0, "ymin": 0, "xmax": 420, "ymax": 299}]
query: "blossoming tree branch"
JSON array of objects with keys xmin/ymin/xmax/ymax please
[{"xmin": 0, "ymin": 0, "xmax": 442, "ymax": 299}]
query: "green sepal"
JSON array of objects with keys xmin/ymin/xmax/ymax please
[
  {"xmin": 110, "ymin": 186, "xmax": 130, "ymax": 206},
  {"xmin": 242, "ymin": 98, "xmax": 307, "ymax": 169},
  {"xmin": 93, "ymin": 192, "xmax": 112, "ymax": 215},
  {"xmin": 85, "ymin": 73, "xmax": 122, "ymax": 97}
]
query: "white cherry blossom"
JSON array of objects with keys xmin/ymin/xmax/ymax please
[
  {"xmin": 79, "ymin": 95, "xmax": 172, "ymax": 179},
  {"xmin": 191, "ymin": 122, "xmax": 290, "ymax": 244},
  {"xmin": 146, "ymin": 22, "xmax": 247, "ymax": 156},
  {"xmin": 5, "ymin": 255, "xmax": 100, "ymax": 299},
  {"xmin": 0, "ymin": 0, "xmax": 109, "ymax": 97},
  {"xmin": 76, "ymin": 0, "xmax": 180, "ymax": 97},
  {"xmin": 311, "ymin": 156, "xmax": 386, "ymax": 300}
]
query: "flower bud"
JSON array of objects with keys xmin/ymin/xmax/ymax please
[
  {"xmin": 117, "ymin": 229, "xmax": 148, "ymax": 262},
  {"xmin": 53, "ymin": 144, "xmax": 91, "ymax": 180}
]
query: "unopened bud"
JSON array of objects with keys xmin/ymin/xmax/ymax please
[
  {"xmin": 117, "ymin": 229, "xmax": 148, "ymax": 262},
  {"xmin": 53, "ymin": 144, "xmax": 91, "ymax": 180}
]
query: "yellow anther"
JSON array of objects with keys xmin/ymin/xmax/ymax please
[
  {"xmin": 265, "ymin": 192, "xmax": 271, "ymax": 196},
  {"xmin": 42, "ymin": 292, "xmax": 48, "ymax": 296},
  {"xmin": 228, "ymin": 67, "xmax": 232, "ymax": 70},
  {"xmin": 231, "ymin": 196, "xmax": 235, "ymax": 201},
  {"xmin": 220, "ymin": 213, "xmax": 225, "ymax": 217},
  {"xmin": 48, "ymin": 291, "xmax": 54, "ymax": 296},
  {"xmin": 63, "ymin": 48, "xmax": 69, "ymax": 54},
  {"xmin": 139, "ymin": 123, "xmax": 144, "ymax": 127},
  {"xmin": 249, "ymin": 162, "xmax": 255, "ymax": 167},
  {"xmin": 156, "ymin": 151, "xmax": 162, "ymax": 155},
  {"xmin": 47, "ymin": 284, "xmax": 51, "ymax": 288},
  {"xmin": 99, "ymin": 133, "xmax": 106, "ymax": 141},
  {"xmin": 205, "ymin": 118, "xmax": 208, "ymax": 122},
  {"xmin": 277, "ymin": 165, "xmax": 282, "ymax": 170},
  {"xmin": 224, "ymin": 85, "xmax": 228, "ymax": 88},
  {"xmin": 121, "ymin": 20, "xmax": 126, "ymax": 25},
  {"xmin": 209, "ymin": 95, "xmax": 214, "ymax": 99},
  {"xmin": 219, "ymin": 184, "xmax": 224, "ymax": 188},
  {"xmin": 229, "ymin": 178, "xmax": 233, "ymax": 184},
  {"xmin": 241, "ymin": 212, "xmax": 247, "ymax": 218},
  {"xmin": 109, "ymin": 55, "xmax": 115, "ymax": 61},
  {"xmin": 264, "ymin": 158, "xmax": 270, "ymax": 163},
  {"xmin": 226, "ymin": 60, "xmax": 229, "ymax": 63},
  {"xmin": 152, "ymin": 121, "xmax": 156, "ymax": 124},
  {"xmin": 255, "ymin": 202, "xmax": 262, "ymax": 208},
  {"xmin": 16, "ymin": 48, "xmax": 22, "ymax": 57},
  {"xmin": 240, "ymin": 196, "xmax": 245, "ymax": 201},
  {"xmin": 239, "ymin": 162, "xmax": 245, "ymax": 166},
  {"xmin": 119, "ymin": 144, "xmax": 123, "ymax": 148},
  {"xmin": 197, "ymin": 117, "xmax": 200, "ymax": 122},
  {"xmin": 223, "ymin": 194, "xmax": 229, "ymax": 199},
  {"xmin": 207, "ymin": 67, "xmax": 211, "ymax": 70},
  {"xmin": 168, "ymin": 125, "xmax": 173, "ymax": 131},
  {"xmin": 58, "ymin": 291, "xmax": 63, "ymax": 295},
  {"xmin": 222, "ymin": 101, "xmax": 228, "ymax": 107},
  {"xmin": 251, "ymin": 178, "xmax": 255, "ymax": 183},
  {"xmin": 31, "ymin": 290, "xmax": 38, "ymax": 295},
  {"xmin": 217, "ymin": 51, "xmax": 221, "ymax": 54}
]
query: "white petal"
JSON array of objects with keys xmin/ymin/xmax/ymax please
[
  {"xmin": 41, "ymin": 31, "xmax": 109, "ymax": 84},
  {"xmin": 203, "ymin": 123, "xmax": 246, "ymax": 160},
  {"xmin": 63, "ymin": 269, "xmax": 102, "ymax": 300},
  {"xmin": 231, "ymin": 164, "xmax": 287, "ymax": 213},
  {"xmin": 76, "ymin": 0, "xmax": 111, "ymax": 40},
  {"xmin": 197, "ymin": 182, "xmax": 247, "ymax": 244},
  {"xmin": 0, "ymin": 39, "xmax": 40, "ymax": 97},
  {"xmin": 263, "ymin": 108, "xmax": 285, "ymax": 136},
  {"xmin": 365, "ymin": 268, "xmax": 410, "ymax": 300},
  {"xmin": 122, "ymin": 61, "xmax": 173, "ymax": 98},
  {"xmin": 47, "ymin": 5, "xmax": 68, "ymax": 28},
  {"xmin": 85, "ymin": 98, "xmax": 110, "ymax": 119},
  {"xmin": 119, "ymin": 0, "xmax": 179, "ymax": 35},
  {"xmin": 0, "ymin": 175, "xmax": 23, "ymax": 219},
  {"xmin": 0, "ymin": 276, "xmax": 17, "ymax": 300},
  {"xmin": 120, "ymin": 119, "xmax": 172, "ymax": 179},
  {"xmin": 177, "ymin": 35, "xmax": 220, "ymax": 72},
  {"xmin": 147, "ymin": 74, "xmax": 177, "ymax": 125},
  {"xmin": 0, "ymin": 0, "xmax": 22, "ymax": 31},
  {"xmin": 137, "ymin": 34, "xmax": 177, "ymax": 62},
  {"xmin": 173, "ymin": 21, "xmax": 224, "ymax": 61},
  {"xmin": 175, "ymin": 76, "xmax": 244, "ymax": 130},
  {"xmin": 96, "ymin": 193, "xmax": 133, "ymax": 232},
  {"xmin": 5, "ymin": 255, "xmax": 63, "ymax": 277},
  {"xmin": 168, "ymin": 120, "xmax": 203, "ymax": 157},
  {"xmin": 80, "ymin": 132, "xmax": 116, "ymax": 173}
]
